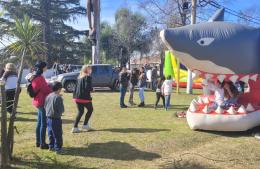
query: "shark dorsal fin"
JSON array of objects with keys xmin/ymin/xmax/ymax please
[{"xmin": 209, "ymin": 8, "xmax": 225, "ymax": 22}]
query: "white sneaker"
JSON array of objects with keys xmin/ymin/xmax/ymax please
[
  {"xmin": 82, "ymin": 125, "xmax": 92, "ymax": 131},
  {"xmin": 71, "ymin": 127, "xmax": 80, "ymax": 133},
  {"xmin": 255, "ymin": 133, "xmax": 260, "ymax": 139}
]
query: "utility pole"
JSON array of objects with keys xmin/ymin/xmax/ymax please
[
  {"xmin": 186, "ymin": 0, "xmax": 197, "ymax": 94},
  {"xmin": 92, "ymin": 0, "xmax": 100, "ymax": 64}
]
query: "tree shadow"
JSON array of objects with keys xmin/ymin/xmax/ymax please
[
  {"xmin": 98, "ymin": 128, "xmax": 170, "ymax": 133},
  {"xmin": 16, "ymin": 117, "xmax": 36, "ymax": 122},
  {"xmin": 9, "ymin": 157, "xmax": 96, "ymax": 169},
  {"xmin": 160, "ymin": 160, "xmax": 215, "ymax": 169},
  {"xmin": 62, "ymin": 141, "xmax": 161, "ymax": 161}
]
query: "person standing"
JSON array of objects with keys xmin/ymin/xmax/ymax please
[
  {"xmin": 119, "ymin": 66, "xmax": 129, "ymax": 108},
  {"xmin": 151, "ymin": 66, "xmax": 158, "ymax": 90},
  {"xmin": 138, "ymin": 67, "xmax": 147, "ymax": 107},
  {"xmin": 154, "ymin": 76, "xmax": 165, "ymax": 109},
  {"xmin": 72, "ymin": 65, "xmax": 94, "ymax": 133},
  {"xmin": 128, "ymin": 68, "xmax": 138, "ymax": 106},
  {"xmin": 0, "ymin": 63, "xmax": 18, "ymax": 113},
  {"xmin": 32, "ymin": 61, "xmax": 52, "ymax": 149},
  {"xmin": 45, "ymin": 82, "xmax": 64, "ymax": 154},
  {"xmin": 161, "ymin": 75, "xmax": 173, "ymax": 111}
]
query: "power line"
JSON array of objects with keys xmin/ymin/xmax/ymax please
[{"xmin": 198, "ymin": 0, "xmax": 260, "ymax": 25}]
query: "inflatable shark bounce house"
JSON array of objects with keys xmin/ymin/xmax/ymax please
[{"xmin": 160, "ymin": 8, "xmax": 260, "ymax": 131}]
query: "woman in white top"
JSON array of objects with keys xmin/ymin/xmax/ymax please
[{"xmin": 0, "ymin": 63, "xmax": 18, "ymax": 113}]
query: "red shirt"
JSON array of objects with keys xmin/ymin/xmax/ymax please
[{"xmin": 32, "ymin": 76, "xmax": 52, "ymax": 107}]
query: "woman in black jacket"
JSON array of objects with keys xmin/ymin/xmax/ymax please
[{"xmin": 72, "ymin": 65, "xmax": 93, "ymax": 133}]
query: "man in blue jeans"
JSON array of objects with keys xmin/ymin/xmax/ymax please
[{"xmin": 119, "ymin": 67, "xmax": 129, "ymax": 108}]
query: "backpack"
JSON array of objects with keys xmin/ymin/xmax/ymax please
[{"xmin": 27, "ymin": 77, "xmax": 39, "ymax": 98}]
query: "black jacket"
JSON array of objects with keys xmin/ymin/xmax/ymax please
[
  {"xmin": 119, "ymin": 72, "xmax": 129, "ymax": 88},
  {"xmin": 130, "ymin": 73, "xmax": 138, "ymax": 86},
  {"xmin": 73, "ymin": 76, "xmax": 93, "ymax": 100}
]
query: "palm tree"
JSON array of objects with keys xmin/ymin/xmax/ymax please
[{"xmin": 5, "ymin": 15, "xmax": 46, "ymax": 160}]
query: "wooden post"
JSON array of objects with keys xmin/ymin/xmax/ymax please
[
  {"xmin": 92, "ymin": 0, "xmax": 100, "ymax": 64},
  {"xmin": 0, "ymin": 80, "xmax": 8, "ymax": 168},
  {"xmin": 186, "ymin": 0, "xmax": 197, "ymax": 94}
]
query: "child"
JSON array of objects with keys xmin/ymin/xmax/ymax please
[
  {"xmin": 162, "ymin": 76, "xmax": 173, "ymax": 111},
  {"xmin": 207, "ymin": 80, "xmax": 224, "ymax": 109},
  {"xmin": 138, "ymin": 67, "xmax": 147, "ymax": 107},
  {"xmin": 154, "ymin": 76, "xmax": 165, "ymax": 109},
  {"xmin": 72, "ymin": 65, "xmax": 93, "ymax": 133},
  {"xmin": 45, "ymin": 82, "xmax": 64, "ymax": 154}
]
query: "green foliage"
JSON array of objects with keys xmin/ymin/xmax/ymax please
[{"xmin": 6, "ymin": 15, "xmax": 46, "ymax": 64}]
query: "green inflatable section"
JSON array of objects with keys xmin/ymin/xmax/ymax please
[{"xmin": 163, "ymin": 51, "xmax": 174, "ymax": 78}]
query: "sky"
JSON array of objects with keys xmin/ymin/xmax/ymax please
[{"xmin": 71, "ymin": 0, "xmax": 260, "ymax": 30}]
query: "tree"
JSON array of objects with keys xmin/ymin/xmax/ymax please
[
  {"xmin": 0, "ymin": 0, "xmax": 86, "ymax": 65},
  {"xmin": 114, "ymin": 8, "xmax": 151, "ymax": 67},
  {"xmin": 5, "ymin": 15, "xmax": 46, "ymax": 160}
]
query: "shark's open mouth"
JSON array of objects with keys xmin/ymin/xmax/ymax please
[{"xmin": 190, "ymin": 70, "xmax": 260, "ymax": 115}]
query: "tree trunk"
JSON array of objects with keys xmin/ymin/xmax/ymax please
[
  {"xmin": 0, "ymin": 81, "xmax": 8, "ymax": 168},
  {"xmin": 6, "ymin": 50, "xmax": 25, "ymax": 160}
]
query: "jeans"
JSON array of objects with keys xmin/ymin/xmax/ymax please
[
  {"xmin": 139, "ymin": 87, "xmax": 145, "ymax": 103},
  {"xmin": 165, "ymin": 95, "xmax": 171, "ymax": 110},
  {"xmin": 128, "ymin": 83, "xmax": 135, "ymax": 103},
  {"xmin": 74, "ymin": 102, "xmax": 93, "ymax": 128},
  {"xmin": 6, "ymin": 89, "xmax": 15, "ymax": 113},
  {"xmin": 36, "ymin": 107, "xmax": 47, "ymax": 145},
  {"xmin": 155, "ymin": 92, "xmax": 165, "ymax": 107},
  {"xmin": 152, "ymin": 79, "xmax": 157, "ymax": 90},
  {"xmin": 120, "ymin": 85, "xmax": 127, "ymax": 107},
  {"xmin": 47, "ymin": 118, "xmax": 63, "ymax": 151}
]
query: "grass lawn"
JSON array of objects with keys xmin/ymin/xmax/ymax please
[{"xmin": 8, "ymin": 89, "xmax": 260, "ymax": 169}]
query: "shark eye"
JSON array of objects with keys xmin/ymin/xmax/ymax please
[{"xmin": 197, "ymin": 38, "xmax": 215, "ymax": 46}]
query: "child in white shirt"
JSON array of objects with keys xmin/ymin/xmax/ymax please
[
  {"xmin": 162, "ymin": 75, "xmax": 173, "ymax": 111},
  {"xmin": 207, "ymin": 80, "xmax": 224, "ymax": 109}
]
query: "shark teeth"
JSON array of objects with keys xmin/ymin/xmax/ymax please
[
  {"xmin": 197, "ymin": 97, "xmax": 204, "ymax": 104},
  {"xmin": 192, "ymin": 70, "xmax": 201, "ymax": 79},
  {"xmin": 202, "ymin": 105, "xmax": 210, "ymax": 114},
  {"xmin": 205, "ymin": 73, "xmax": 213, "ymax": 80},
  {"xmin": 237, "ymin": 105, "xmax": 247, "ymax": 113},
  {"xmin": 246, "ymin": 103, "xmax": 255, "ymax": 112},
  {"xmin": 229, "ymin": 75, "xmax": 239, "ymax": 83},
  {"xmin": 217, "ymin": 75, "xmax": 226, "ymax": 83},
  {"xmin": 189, "ymin": 101, "xmax": 198, "ymax": 112},
  {"xmin": 227, "ymin": 106, "xmax": 237, "ymax": 114},
  {"xmin": 215, "ymin": 106, "xmax": 224, "ymax": 114},
  {"xmin": 250, "ymin": 74, "xmax": 258, "ymax": 82},
  {"xmin": 202, "ymin": 97, "xmax": 210, "ymax": 104},
  {"xmin": 240, "ymin": 75, "xmax": 250, "ymax": 84}
]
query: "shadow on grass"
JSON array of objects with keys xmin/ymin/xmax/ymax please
[
  {"xmin": 10, "ymin": 158, "xmax": 96, "ymax": 169},
  {"xmin": 160, "ymin": 160, "xmax": 214, "ymax": 169},
  {"xmin": 62, "ymin": 141, "xmax": 161, "ymax": 161},
  {"xmin": 197, "ymin": 130, "xmax": 251, "ymax": 138},
  {"xmin": 99, "ymin": 128, "xmax": 170, "ymax": 133}
]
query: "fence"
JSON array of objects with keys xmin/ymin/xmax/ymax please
[{"xmin": 0, "ymin": 80, "xmax": 8, "ymax": 168}]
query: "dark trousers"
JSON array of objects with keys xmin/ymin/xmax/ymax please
[
  {"xmin": 6, "ymin": 89, "xmax": 15, "ymax": 113},
  {"xmin": 36, "ymin": 107, "xmax": 47, "ymax": 145},
  {"xmin": 74, "ymin": 102, "xmax": 93, "ymax": 128},
  {"xmin": 47, "ymin": 118, "xmax": 63, "ymax": 151},
  {"xmin": 120, "ymin": 85, "xmax": 127, "ymax": 107},
  {"xmin": 155, "ymin": 92, "xmax": 165, "ymax": 107}
]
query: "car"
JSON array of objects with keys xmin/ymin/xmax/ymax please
[{"xmin": 49, "ymin": 64, "xmax": 120, "ymax": 92}]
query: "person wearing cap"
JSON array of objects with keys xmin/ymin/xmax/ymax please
[
  {"xmin": 0, "ymin": 63, "xmax": 18, "ymax": 113},
  {"xmin": 31, "ymin": 61, "xmax": 52, "ymax": 149}
]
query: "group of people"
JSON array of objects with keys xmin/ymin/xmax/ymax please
[
  {"xmin": 1, "ymin": 62, "xmax": 95, "ymax": 154},
  {"xmin": 118, "ymin": 66, "xmax": 174, "ymax": 111},
  {"xmin": 0, "ymin": 62, "xmax": 259, "ymax": 156}
]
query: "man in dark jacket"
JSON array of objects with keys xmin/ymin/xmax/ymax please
[
  {"xmin": 119, "ymin": 66, "xmax": 129, "ymax": 108},
  {"xmin": 128, "ymin": 68, "xmax": 138, "ymax": 105}
]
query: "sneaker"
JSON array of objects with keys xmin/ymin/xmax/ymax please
[
  {"xmin": 255, "ymin": 133, "xmax": 260, "ymax": 139},
  {"xmin": 121, "ymin": 105, "xmax": 128, "ymax": 108},
  {"xmin": 56, "ymin": 149, "xmax": 63, "ymax": 155},
  {"xmin": 40, "ymin": 144, "xmax": 49, "ymax": 150},
  {"xmin": 138, "ymin": 102, "xmax": 145, "ymax": 107},
  {"xmin": 82, "ymin": 125, "xmax": 93, "ymax": 132},
  {"xmin": 36, "ymin": 143, "xmax": 40, "ymax": 148},
  {"xmin": 49, "ymin": 147, "xmax": 55, "ymax": 152},
  {"xmin": 71, "ymin": 127, "xmax": 80, "ymax": 133}
]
